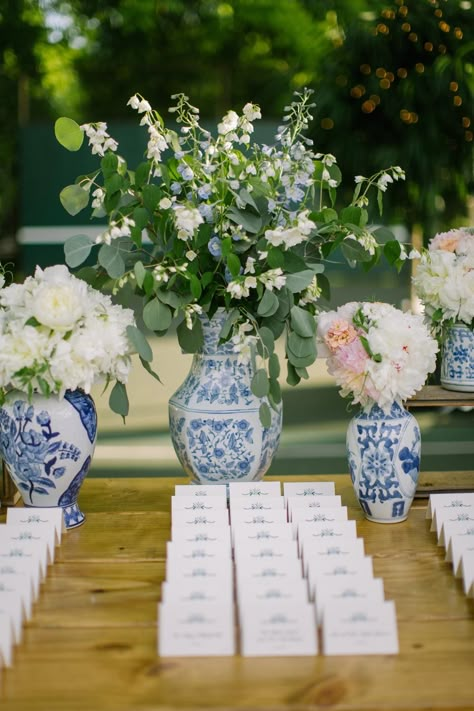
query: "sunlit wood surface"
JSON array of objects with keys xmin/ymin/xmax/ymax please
[{"xmin": 1, "ymin": 473, "xmax": 473, "ymax": 711}]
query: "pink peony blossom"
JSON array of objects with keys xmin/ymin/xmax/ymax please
[{"xmin": 324, "ymin": 319, "xmax": 358, "ymax": 353}]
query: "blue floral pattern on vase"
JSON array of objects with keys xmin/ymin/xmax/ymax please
[
  {"xmin": 346, "ymin": 402, "xmax": 421, "ymax": 523},
  {"xmin": 441, "ymin": 324, "xmax": 474, "ymax": 393},
  {"xmin": 0, "ymin": 390, "xmax": 97, "ymax": 529},
  {"xmin": 169, "ymin": 310, "xmax": 282, "ymax": 485}
]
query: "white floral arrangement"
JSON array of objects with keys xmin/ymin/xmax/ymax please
[
  {"xmin": 412, "ymin": 227, "xmax": 474, "ymax": 332},
  {"xmin": 317, "ymin": 301, "xmax": 439, "ymax": 411},
  {"xmin": 0, "ymin": 264, "xmax": 136, "ymax": 412}
]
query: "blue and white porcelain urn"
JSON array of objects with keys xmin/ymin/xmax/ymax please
[
  {"xmin": 169, "ymin": 311, "xmax": 282, "ymax": 484},
  {"xmin": 0, "ymin": 389, "xmax": 97, "ymax": 528},
  {"xmin": 346, "ymin": 402, "xmax": 421, "ymax": 523},
  {"xmin": 440, "ymin": 324, "xmax": 474, "ymax": 392}
]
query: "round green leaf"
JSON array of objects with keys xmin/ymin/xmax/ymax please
[
  {"xmin": 59, "ymin": 184, "xmax": 90, "ymax": 216},
  {"xmin": 290, "ymin": 305, "xmax": 316, "ymax": 337},
  {"xmin": 258, "ymin": 327, "xmax": 275, "ymax": 356},
  {"xmin": 257, "ymin": 289, "xmax": 279, "ymax": 317},
  {"xmin": 251, "ymin": 369, "xmax": 270, "ymax": 398},
  {"xmin": 54, "ymin": 117, "xmax": 84, "ymax": 151},
  {"xmin": 126, "ymin": 325, "xmax": 153, "ymax": 362},
  {"xmin": 64, "ymin": 234, "xmax": 93, "ymax": 268},
  {"xmin": 143, "ymin": 298, "xmax": 172, "ymax": 332},
  {"xmin": 109, "ymin": 381, "xmax": 129, "ymax": 419},
  {"xmin": 259, "ymin": 402, "xmax": 272, "ymax": 428},
  {"xmin": 287, "ymin": 331, "xmax": 316, "ymax": 359},
  {"xmin": 177, "ymin": 317, "xmax": 204, "ymax": 353},
  {"xmin": 285, "ymin": 270, "xmax": 316, "ymax": 294},
  {"xmin": 98, "ymin": 243, "xmax": 126, "ymax": 279},
  {"xmin": 268, "ymin": 353, "xmax": 280, "ymax": 379}
]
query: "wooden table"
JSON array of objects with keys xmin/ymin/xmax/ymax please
[{"xmin": 1, "ymin": 474, "xmax": 473, "ymax": 711}]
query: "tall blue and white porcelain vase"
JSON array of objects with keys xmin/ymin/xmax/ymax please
[
  {"xmin": 440, "ymin": 323, "xmax": 474, "ymax": 392},
  {"xmin": 169, "ymin": 311, "xmax": 283, "ymax": 485},
  {"xmin": 346, "ymin": 402, "xmax": 421, "ymax": 523},
  {"xmin": 0, "ymin": 389, "xmax": 97, "ymax": 529}
]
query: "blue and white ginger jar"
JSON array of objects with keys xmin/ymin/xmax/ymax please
[
  {"xmin": 168, "ymin": 311, "xmax": 282, "ymax": 485},
  {"xmin": 0, "ymin": 389, "xmax": 97, "ymax": 529},
  {"xmin": 440, "ymin": 323, "xmax": 474, "ymax": 392},
  {"xmin": 346, "ymin": 402, "xmax": 420, "ymax": 523}
]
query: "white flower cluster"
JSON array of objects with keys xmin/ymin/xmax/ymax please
[
  {"xmin": 0, "ymin": 265, "xmax": 135, "ymax": 398},
  {"xmin": 412, "ymin": 228, "xmax": 474, "ymax": 328},
  {"xmin": 81, "ymin": 122, "xmax": 118, "ymax": 156},
  {"xmin": 317, "ymin": 301, "xmax": 439, "ymax": 411}
]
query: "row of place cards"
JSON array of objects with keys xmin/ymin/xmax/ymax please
[
  {"xmin": 0, "ymin": 507, "xmax": 64, "ymax": 668},
  {"xmin": 427, "ymin": 492, "xmax": 474, "ymax": 597},
  {"xmin": 158, "ymin": 481, "xmax": 399, "ymax": 657}
]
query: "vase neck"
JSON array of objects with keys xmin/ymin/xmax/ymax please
[{"xmin": 199, "ymin": 310, "xmax": 236, "ymax": 356}]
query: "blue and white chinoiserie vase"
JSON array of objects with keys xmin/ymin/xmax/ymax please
[
  {"xmin": 346, "ymin": 402, "xmax": 421, "ymax": 523},
  {"xmin": 440, "ymin": 324, "xmax": 474, "ymax": 392},
  {"xmin": 0, "ymin": 389, "xmax": 97, "ymax": 529},
  {"xmin": 169, "ymin": 311, "xmax": 282, "ymax": 485}
]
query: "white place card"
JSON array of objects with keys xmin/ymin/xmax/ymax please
[
  {"xmin": 308, "ymin": 556, "xmax": 374, "ymax": 601},
  {"xmin": 317, "ymin": 577, "xmax": 385, "ymax": 625},
  {"xmin": 322, "ymin": 599, "xmax": 399, "ymax": 655},
  {"xmin": 439, "ymin": 520, "xmax": 474, "ymax": 549},
  {"xmin": 446, "ymin": 535, "xmax": 474, "ymax": 577},
  {"xmin": 0, "ymin": 608, "xmax": 14, "ymax": 667},
  {"xmin": 432, "ymin": 506, "xmax": 474, "ymax": 540},
  {"xmin": 7, "ymin": 507, "xmax": 64, "ymax": 546},
  {"xmin": 174, "ymin": 484, "xmax": 227, "ymax": 498},
  {"xmin": 427, "ymin": 492, "xmax": 474, "ymax": 520},
  {"xmin": 287, "ymin": 495, "xmax": 342, "ymax": 521},
  {"xmin": 230, "ymin": 508, "xmax": 288, "ymax": 527},
  {"xmin": 171, "ymin": 509, "xmax": 229, "ymax": 529},
  {"xmin": 302, "ymin": 538, "xmax": 366, "ymax": 576},
  {"xmin": 171, "ymin": 525, "xmax": 231, "ymax": 546},
  {"xmin": 0, "ymin": 557, "xmax": 40, "ymax": 602},
  {"xmin": 166, "ymin": 540, "xmax": 231, "ymax": 561},
  {"xmin": 166, "ymin": 556, "xmax": 233, "ymax": 583},
  {"xmin": 460, "ymin": 550, "xmax": 474, "ymax": 596},
  {"xmin": 0, "ymin": 523, "xmax": 56, "ymax": 563},
  {"xmin": 283, "ymin": 481, "xmax": 335, "ymax": 502},
  {"xmin": 230, "ymin": 497, "xmax": 285, "ymax": 514},
  {"xmin": 292, "ymin": 506, "xmax": 348, "ymax": 528},
  {"xmin": 161, "ymin": 580, "xmax": 234, "ymax": 605},
  {"xmin": 233, "ymin": 523, "xmax": 294, "ymax": 548},
  {"xmin": 235, "ymin": 557, "xmax": 302, "ymax": 583},
  {"xmin": 237, "ymin": 578, "xmax": 309, "ymax": 606},
  {"xmin": 0, "ymin": 539, "xmax": 48, "ymax": 580},
  {"xmin": 228, "ymin": 482, "xmax": 281, "ymax": 499},
  {"xmin": 0, "ymin": 568, "xmax": 33, "ymax": 620},
  {"xmin": 234, "ymin": 539, "xmax": 298, "ymax": 564},
  {"xmin": 158, "ymin": 602, "xmax": 235, "ymax": 656},
  {"xmin": 171, "ymin": 496, "xmax": 228, "ymax": 514},
  {"xmin": 0, "ymin": 590, "xmax": 24, "ymax": 644},
  {"xmin": 240, "ymin": 601, "xmax": 317, "ymax": 656},
  {"xmin": 298, "ymin": 520, "xmax": 358, "ymax": 557}
]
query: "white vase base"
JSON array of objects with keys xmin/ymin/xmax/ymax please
[
  {"xmin": 364, "ymin": 515, "xmax": 408, "ymax": 524},
  {"xmin": 441, "ymin": 381, "xmax": 474, "ymax": 393}
]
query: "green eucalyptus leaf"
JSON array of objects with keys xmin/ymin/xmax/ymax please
[
  {"xmin": 226, "ymin": 253, "xmax": 241, "ymax": 277},
  {"xmin": 64, "ymin": 234, "xmax": 94, "ymax": 268},
  {"xmin": 142, "ymin": 184, "xmax": 162, "ymax": 213},
  {"xmin": 133, "ymin": 206, "xmax": 149, "ymax": 230},
  {"xmin": 251, "ymin": 369, "xmax": 270, "ymax": 398},
  {"xmin": 263, "ymin": 315, "xmax": 286, "ymax": 339},
  {"xmin": 286, "ymin": 362, "xmax": 301, "ymax": 386},
  {"xmin": 177, "ymin": 317, "xmax": 204, "ymax": 353},
  {"xmin": 54, "ymin": 117, "xmax": 84, "ymax": 151},
  {"xmin": 267, "ymin": 248, "xmax": 285, "ymax": 269},
  {"xmin": 101, "ymin": 152, "xmax": 119, "ymax": 178},
  {"xmin": 227, "ymin": 206, "xmax": 262, "ymax": 234},
  {"xmin": 341, "ymin": 239, "xmax": 373, "ymax": 264},
  {"xmin": 269, "ymin": 378, "xmax": 282, "ymax": 404},
  {"xmin": 59, "ymin": 184, "xmax": 90, "ymax": 216},
  {"xmin": 219, "ymin": 309, "xmax": 240, "ymax": 341},
  {"xmin": 109, "ymin": 381, "xmax": 129, "ymax": 420},
  {"xmin": 287, "ymin": 331, "xmax": 316, "ymax": 359},
  {"xmin": 268, "ymin": 353, "xmax": 280, "ymax": 379},
  {"xmin": 134, "ymin": 161, "xmax": 151, "ymax": 188},
  {"xmin": 105, "ymin": 172, "xmax": 123, "ymax": 195},
  {"xmin": 98, "ymin": 243, "xmax": 126, "ymax": 279},
  {"xmin": 259, "ymin": 402, "xmax": 272, "ymax": 428},
  {"xmin": 285, "ymin": 270, "xmax": 316, "ymax": 294},
  {"xmin": 290, "ymin": 305, "xmax": 316, "ymax": 337},
  {"xmin": 257, "ymin": 289, "xmax": 279, "ymax": 317},
  {"xmin": 239, "ymin": 188, "xmax": 259, "ymax": 211},
  {"xmin": 258, "ymin": 326, "xmax": 275, "ymax": 356},
  {"xmin": 134, "ymin": 261, "xmax": 146, "ymax": 288},
  {"xmin": 283, "ymin": 252, "xmax": 308, "ymax": 273},
  {"xmin": 126, "ymin": 325, "xmax": 153, "ymax": 362},
  {"xmin": 275, "ymin": 288, "xmax": 293, "ymax": 320},
  {"xmin": 143, "ymin": 298, "xmax": 172, "ymax": 332},
  {"xmin": 155, "ymin": 289, "xmax": 183, "ymax": 309},
  {"xmin": 295, "ymin": 367, "xmax": 309, "ymax": 379},
  {"xmin": 139, "ymin": 356, "xmax": 162, "ymax": 383},
  {"xmin": 143, "ymin": 271, "xmax": 155, "ymax": 296},
  {"xmin": 341, "ymin": 206, "xmax": 362, "ymax": 226},
  {"xmin": 383, "ymin": 240, "xmax": 402, "ymax": 264}
]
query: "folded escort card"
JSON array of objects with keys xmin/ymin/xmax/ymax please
[
  {"xmin": 302, "ymin": 537, "xmax": 366, "ymax": 576},
  {"xmin": 7, "ymin": 507, "xmax": 64, "ymax": 546},
  {"xmin": 446, "ymin": 535, "xmax": 474, "ymax": 577},
  {"xmin": 283, "ymin": 481, "xmax": 335, "ymax": 502},
  {"xmin": 230, "ymin": 508, "xmax": 288, "ymax": 528},
  {"xmin": 171, "ymin": 509, "xmax": 229, "ymax": 529},
  {"xmin": 233, "ymin": 523, "xmax": 294, "ymax": 548},
  {"xmin": 234, "ymin": 539, "xmax": 298, "ymax": 564},
  {"xmin": 431, "ymin": 504, "xmax": 474, "ymax": 540},
  {"xmin": 228, "ymin": 481, "xmax": 282, "ymax": 499},
  {"xmin": 460, "ymin": 551, "xmax": 474, "ymax": 597},
  {"xmin": 230, "ymin": 497, "xmax": 285, "ymax": 515},
  {"xmin": 161, "ymin": 579, "xmax": 234, "ymax": 605},
  {"xmin": 0, "ymin": 523, "xmax": 56, "ymax": 563},
  {"xmin": 0, "ymin": 564, "xmax": 34, "ymax": 619},
  {"xmin": 427, "ymin": 492, "xmax": 474, "ymax": 521},
  {"xmin": 317, "ymin": 577, "xmax": 385, "ymax": 625},
  {"xmin": 0, "ymin": 556, "xmax": 41, "ymax": 602},
  {"xmin": 158, "ymin": 601, "xmax": 235, "ymax": 657},
  {"xmin": 0, "ymin": 608, "xmax": 14, "ymax": 667},
  {"xmin": 298, "ymin": 520, "xmax": 358, "ymax": 558},
  {"xmin": 438, "ymin": 520, "xmax": 474, "ymax": 549},
  {"xmin": 239, "ymin": 600, "xmax": 317, "ymax": 656},
  {"xmin": 166, "ymin": 556, "xmax": 233, "ymax": 584},
  {"xmin": 171, "ymin": 496, "xmax": 228, "ymax": 514},
  {"xmin": 308, "ymin": 555, "xmax": 374, "ymax": 602},
  {"xmin": 0, "ymin": 589, "xmax": 24, "ymax": 645},
  {"xmin": 174, "ymin": 484, "xmax": 227, "ymax": 498},
  {"xmin": 166, "ymin": 540, "xmax": 231, "ymax": 561},
  {"xmin": 287, "ymin": 495, "xmax": 342, "ymax": 521},
  {"xmin": 235, "ymin": 557, "xmax": 303, "ymax": 585},
  {"xmin": 291, "ymin": 507, "xmax": 348, "ymax": 533},
  {"xmin": 322, "ymin": 599, "xmax": 399, "ymax": 655},
  {"xmin": 237, "ymin": 577, "xmax": 309, "ymax": 607},
  {"xmin": 0, "ymin": 538, "xmax": 48, "ymax": 581},
  {"xmin": 171, "ymin": 525, "xmax": 231, "ymax": 545}
]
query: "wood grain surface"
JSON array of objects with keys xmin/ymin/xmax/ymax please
[{"xmin": 1, "ymin": 474, "xmax": 473, "ymax": 711}]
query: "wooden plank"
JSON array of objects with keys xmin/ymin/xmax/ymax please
[
  {"xmin": 406, "ymin": 384, "xmax": 474, "ymax": 407},
  {"xmin": 1, "ymin": 476, "xmax": 474, "ymax": 711}
]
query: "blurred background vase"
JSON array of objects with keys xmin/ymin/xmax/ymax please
[
  {"xmin": 346, "ymin": 402, "xmax": 421, "ymax": 523},
  {"xmin": 0, "ymin": 390, "xmax": 97, "ymax": 529},
  {"xmin": 169, "ymin": 310, "xmax": 282, "ymax": 485},
  {"xmin": 440, "ymin": 324, "xmax": 474, "ymax": 392}
]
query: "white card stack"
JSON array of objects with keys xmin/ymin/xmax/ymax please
[
  {"xmin": 0, "ymin": 507, "xmax": 64, "ymax": 668},
  {"xmin": 427, "ymin": 492, "xmax": 474, "ymax": 597},
  {"xmin": 159, "ymin": 480, "xmax": 399, "ymax": 657}
]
